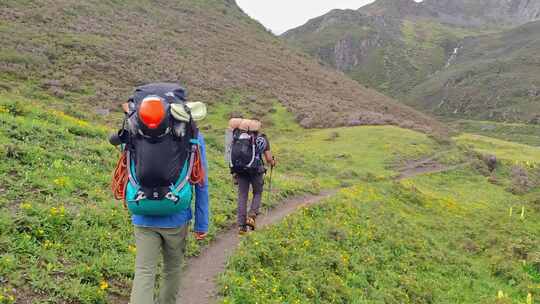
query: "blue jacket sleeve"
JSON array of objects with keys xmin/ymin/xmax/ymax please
[{"xmin": 194, "ymin": 133, "xmax": 210, "ymax": 233}]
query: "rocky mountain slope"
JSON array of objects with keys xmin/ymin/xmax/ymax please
[
  {"xmin": 283, "ymin": 0, "xmax": 540, "ymax": 123},
  {"xmin": 0, "ymin": 0, "xmax": 440, "ymax": 132},
  {"xmin": 407, "ymin": 20, "xmax": 540, "ymax": 123},
  {"xmin": 282, "ymin": 0, "xmax": 488, "ymax": 97},
  {"xmin": 362, "ymin": 0, "xmax": 540, "ymax": 27}
]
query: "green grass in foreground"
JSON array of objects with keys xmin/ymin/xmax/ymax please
[
  {"xmin": 0, "ymin": 91, "xmax": 442, "ymax": 303},
  {"xmin": 220, "ymin": 167, "xmax": 540, "ymax": 303}
]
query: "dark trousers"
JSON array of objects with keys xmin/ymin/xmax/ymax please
[{"xmin": 237, "ymin": 173, "xmax": 264, "ymax": 226}]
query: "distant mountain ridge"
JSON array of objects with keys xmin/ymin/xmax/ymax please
[
  {"xmin": 283, "ymin": 2, "xmax": 481, "ymax": 97},
  {"xmin": 283, "ymin": 0, "xmax": 540, "ymax": 123}
]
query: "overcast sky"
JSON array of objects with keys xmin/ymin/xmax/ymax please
[{"xmin": 236, "ymin": 0, "xmax": 376, "ymax": 34}]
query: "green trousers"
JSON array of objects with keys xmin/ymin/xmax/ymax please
[{"xmin": 130, "ymin": 225, "xmax": 188, "ymax": 304}]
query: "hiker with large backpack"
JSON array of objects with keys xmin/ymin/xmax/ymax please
[
  {"xmin": 109, "ymin": 83, "xmax": 209, "ymax": 304},
  {"xmin": 226, "ymin": 118, "xmax": 276, "ymax": 234}
]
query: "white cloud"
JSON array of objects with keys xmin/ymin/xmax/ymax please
[{"xmin": 236, "ymin": 0, "xmax": 376, "ymax": 34}]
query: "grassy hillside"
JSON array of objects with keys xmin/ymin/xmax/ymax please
[
  {"xmin": 0, "ymin": 92, "xmax": 309, "ymax": 303},
  {"xmin": 456, "ymin": 134, "xmax": 540, "ymax": 164},
  {"xmin": 451, "ymin": 120, "xmax": 540, "ymax": 147},
  {"xmin": 406, "ymin": 21, "xmax": 540, "ymax": 123},
  {"xmin": 220, "ymin": 140, "xmax": 540, "ymax": 304},
  {"xmin": 0, "ymin": 0, "xmax": 439, "ymax": 132},
  {"xmin": 0, "ymin": 93, "xmax": 129, "ymax": 303}
]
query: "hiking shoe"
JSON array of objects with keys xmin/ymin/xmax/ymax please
[
  {"xmin": 246, "ymin": 216, "xmax": 256, "ymax": 231},
  {"xmin": 238, "ymin": 225, "xmax": 248, "ymax": 235}
]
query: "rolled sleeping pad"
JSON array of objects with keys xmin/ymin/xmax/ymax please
[
  {"xmin": 238, "ymin": 119, "xmax": 261, "ymax": 132},
  {"xmin": 228, "ymin": 118, "xmax": 243, "ymax": 130},
  {"xmin": 228, "ymin": 118, "xmax": 262, "ymax": 131},
  {"xmin": 248, "ymin": 120, "xmax": 261, "ymax": 132},
  {"xmin": 238, "ymin": 119, "xmax": 251, "ymax": 131}
]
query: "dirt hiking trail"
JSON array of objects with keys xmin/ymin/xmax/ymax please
[{"xmin": 177, "ymin": 191, "xmax": 336, "ymax": 304}]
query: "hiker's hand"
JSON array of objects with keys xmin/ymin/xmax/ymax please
[
  {"xmin": 232, "ymin": 174, "xmax": 239, "ymax": 185},
  {"xmin": 194, "ymin": 232, "xmax": 207, "ymax": 241},
  {"xmin": 270, "ymin": 157, "xmax": 277, "ymax": 168}
]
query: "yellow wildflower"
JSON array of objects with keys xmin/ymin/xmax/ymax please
[
  {"xmin": 20, "ymin": 202, "xmax": 32, "ymax": 210},
  {"xmin": 50, "ymin": 207, "xmax": 59, "ymax": 216},
  {"xmin": 53, "ymin": 177, "xmax": 68, "ymax": 187},
  {"xmin": 128, "ymin": 245, "xmax": 137, "ymax": 254},
  {"xmin": 99, "ymin": 280, "xmax": 109, "ymax": 290},
  {"xmin": 527, "ymin": 293, "xmax": 532, "ymax": 304},
  {"xmin": 44, "ymin": 240, "xmax": 53, "ymax": 249}
]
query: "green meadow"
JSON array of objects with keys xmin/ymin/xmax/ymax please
[
  {"xmin": 0, "ymin": 90, "xmax": 438, "ymax": 303},
  {"xmin": 455, "ymin": 133, "xmax": 540, "ymax": 165},
  {"xmin": 1, "ymin": 91, "xmax": 539, "ymax": 303},
  {"xmin": 220, "ymin": 171, "xmax": 540, "ymax": 304},
  {"xmin": 453, "ymin": 120, "xmax": 540, "ymax": 147},
  {"xmin": 220, "ymin": 129, "xmax": 540, "ymax": 303}
]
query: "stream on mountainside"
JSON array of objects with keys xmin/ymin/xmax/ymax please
[{"xmin": 445, "ymin": 44, "xmax": 462, "ymax": 68}]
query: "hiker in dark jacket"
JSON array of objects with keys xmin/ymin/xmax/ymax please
[{"xmin": 227, "ymin": 119, "xmax": 276, "ymax": 234}]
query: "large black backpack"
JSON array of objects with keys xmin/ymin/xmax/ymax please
[
  {"xmin": 122, "ymin": 83, "xmax": 198, "ymax": 214},
  {"xmin": 230, "ymin": 129, "xmax": 258, "ymax": 174}
]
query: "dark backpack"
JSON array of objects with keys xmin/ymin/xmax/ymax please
[
  {"xmin": 122, "ymin": 83, "xmax": 198, "ymax": 216},
  {"xmin": 230, "ymin": 129, "xmax": 259, "ymax": 174}
]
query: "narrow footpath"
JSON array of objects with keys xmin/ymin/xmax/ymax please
[{"xmin": 177, "ymin": 191, "xmax": 335, "ymax": 304}]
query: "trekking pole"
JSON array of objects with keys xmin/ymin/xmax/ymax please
[{"xmin": 266, "ymin": 164, "xmax": 274, "ymax": 203}]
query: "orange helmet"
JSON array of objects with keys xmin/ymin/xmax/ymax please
[{"xmin": 139, "ymin": 96, "xmax": 166, "ymax": 129}]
